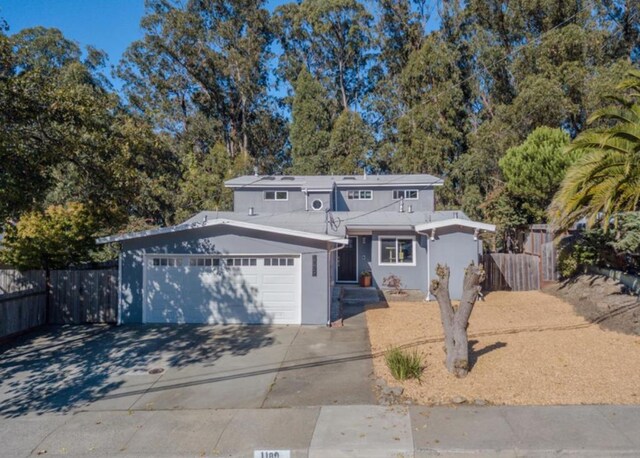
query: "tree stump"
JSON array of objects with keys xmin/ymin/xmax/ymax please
[{"xmin": 429, "ymin": 262, "xmax": 485, "ymax": 378}]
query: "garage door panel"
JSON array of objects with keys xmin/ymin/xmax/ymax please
[
  {"xmin": 145, "ymin": 256, "xmax": 300, "ymax": 324},
  {"xmin": 262, "ymin": 275, "xmax": 296, "ymax": 286}
]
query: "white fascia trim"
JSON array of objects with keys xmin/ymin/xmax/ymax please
[
  {"xmin": 226, "ymin": 184, "xmax": 333, "ymax": 191},
  {"xmin": 336, "ymin": 182, "xmax": 443, "ymax": 188},
  {"xmin": 414, "ymin": 219, "xmax": 496, "ymax": 233},
  {"xmin": 97, "ymin": 219, "xmax": 350, "ymax": 245}
]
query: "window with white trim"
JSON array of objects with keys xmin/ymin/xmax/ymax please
[
  {"xmin": 392, "ymin": 189, "xmax": 418, "ymax": 200},
  {"xmin": 264, "ymin": 190, "xmax": 288, "ymax": 201},
  {"xmin": 379, "ymin": 237, "xmax": 415, "ymax": 265},
  {"xmin": 347, "ymin": 190, "xmax": 373, "ymax": 200}
]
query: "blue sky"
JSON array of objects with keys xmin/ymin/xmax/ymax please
[
  {"xmin": 0, "ymin": 0, "xmax": 440, "ymax": 94},
  {"xmin": 0, "ymin": 0, "xmax": 297, "ymax": 92}
]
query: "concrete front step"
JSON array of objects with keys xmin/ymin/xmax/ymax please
[{"xmin": 341, "ymin": 286, "xmax": 382, "ymax": 304}]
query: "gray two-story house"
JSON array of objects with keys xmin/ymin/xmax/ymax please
[{"xmin": 98, "ymin": 174, "xmax": 495, "ymax": 325}]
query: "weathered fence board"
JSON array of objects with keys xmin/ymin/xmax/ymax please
[
  {"xmin": 0, "ymin": 270, "xmax": 46, "ymax": 295},
  {"xmin": 49, "ymin": 269, "xmax": 118, "ymax": 324},
  {"xmin": 0, "ymin": 267, "xmax": 118, "ymax": 340},
  {"xmin": 481, "ymin": 253, "xmax": 541, "ymax": 291},
  {"xmin": 0, "ymin": 290, "xmax": 47, "ymax": 340},
  {"xmin": 541, "ymin": 242, "xmax": 557, "ymax": 281}
]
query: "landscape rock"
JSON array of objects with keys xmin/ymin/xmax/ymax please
[
  {"xmin": 388, "ymin": 386, "xmax": 404, "ymax": 396},
  {"xmin": 375, "ymin": 378, "xmax": 387, "ymax": 388},
  {"xmin": 474, "ymin": 398, "xmax": 488, "ymax": 406},
  {"xmin": 451, "ymin": 396, "xmax": 466, "ymax": 404}
]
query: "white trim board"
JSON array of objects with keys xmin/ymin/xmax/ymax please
[
  {"xmin": 97, "ymin": 218, "xmax": 349, "ymax": 245},
  {"xmin": 414, "ymin": 219, "xmax": 496, "ymax": 233}
]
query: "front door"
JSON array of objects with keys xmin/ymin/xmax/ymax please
[{"xmin": 337, "ymin": 236, "xmax": 358, "ymax": 282}]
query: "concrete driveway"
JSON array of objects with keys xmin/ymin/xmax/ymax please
[{"xmin": 0, "ymin": 309, "xmax": 374, "ymax": 418}]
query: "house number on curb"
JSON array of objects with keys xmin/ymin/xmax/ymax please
[{"xmin": 254, "ymin": 451, "xmax": 290, "ymax": 458}]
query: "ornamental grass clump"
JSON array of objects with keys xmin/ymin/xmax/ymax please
[{"xmin": 384, "ymin": 346, "xmax": 424, "ymax": 381}]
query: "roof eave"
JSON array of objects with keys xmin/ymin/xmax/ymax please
[
  {"xmin": 96, "ymin": 219, "xmax": 349, "ymax": 245},
  {"xmin": 414, "ymin": 219, "xmax": 496, "ymax": 233}
]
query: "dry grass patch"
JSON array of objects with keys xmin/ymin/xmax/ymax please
[{"xmin": 365, "ymin": 290, "xmax": 640, "ymax": 405}]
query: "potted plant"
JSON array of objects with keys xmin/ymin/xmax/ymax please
[{"xmin": 360, "ymin": 270, "xmax": 372, "ymax": 287}]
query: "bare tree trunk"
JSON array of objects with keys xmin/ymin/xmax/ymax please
[
  {"xmin": 338, "ymin": 60, "xmax": 348, "ymax": 110},
  {"xmin": 429, "ymin": 262, "xmax": 485, "ymax": 378}
]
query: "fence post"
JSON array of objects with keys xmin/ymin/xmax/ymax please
[{"xmin": 44, "ymin": 264, "xmax": 51, "ymax": 325}]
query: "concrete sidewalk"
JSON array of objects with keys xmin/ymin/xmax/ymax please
[{"xmin": 3, "ymin": 404, "xmax": 640, "ymax": 457}]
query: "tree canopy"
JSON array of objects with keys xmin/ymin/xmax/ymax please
[{"xmin": 1, "ymin": 0, "xmax": 640, "ymax": 266}]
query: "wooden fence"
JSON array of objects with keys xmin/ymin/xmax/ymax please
[
  {"xmin": 0, "ymin": 269, "xmax": 45, "ymax": 294},
  {"xmin": 481, "ymin": 253, "xmax": 541, "ymax": 291},
  {"xmin": 540, "ymin": 242, "xmax": 557, "ymax": 282},
  {"xmin": 0, "ymin": 267, "xmax": 118, "ymax": 341},
  {"xmin": 0, "ymin": 290, "xmax": 47, "ymax": 340},
  {"xmin": 522, "ymin": 225, "xmax": 559, "ymax": 281},
  {"xmin": 49, "ymin": 269, "xmax": 118, "ymax": 324}
]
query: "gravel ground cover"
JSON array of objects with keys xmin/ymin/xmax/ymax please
[{"xmin": 366, "ymin": 290, "xmax": 640, "ymax": 405}]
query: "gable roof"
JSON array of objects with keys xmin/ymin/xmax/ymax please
[
  {"xmin": 97, "ymin": 210, "xmax": 491, "ymax": 245},
  {"xmin": 96, "ymin": 218, "xmax": 350, "ymax": 245},
  {"xmin": 225, "ymin": 174, "xmax": 444, "ymax": 190},
  {"xmin": 414, "ymin": 218, "xmax": 496, "ymax": 233}
]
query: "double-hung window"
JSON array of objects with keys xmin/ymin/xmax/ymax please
[
  {"xmin": 392, "ymin": 190, "xmax": 418, "ymax": 200},
  {"xmin": 347, "ymin": 190, "xmax": 373, "ymax": 200},
  {"xmin": 264, "ymin": 191, "xmax": 288, "ymax": 201},
  {"xmin": 379, "ymin": 237, "xmax": 415, "ymax": 265}
]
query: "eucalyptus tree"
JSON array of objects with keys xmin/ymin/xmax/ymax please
[
  {"xmin": 289, "ymin": 67, "xmax": 334, "ymax": 174},
  {"xmin": 118, "ymin": 0, "xmax": 284, "ymax": 167},
  {"xmin": 273, "ymin": 0, "xmax": 374, "ymax": 111}
]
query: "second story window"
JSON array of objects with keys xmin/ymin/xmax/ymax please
[
  {"xmin": 264, "ymin": 190, "xmax": 288, "ymax": 201},
  {"xmin": 347, "ymin": 190, "xmax": 373, "ymax": 200},
  {"xmin": 392, "ymin": 190, "xmax": 418, "ymax": 200}
]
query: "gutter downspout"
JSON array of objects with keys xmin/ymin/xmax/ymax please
[
  {"xmin": 327, "ymin": 242, "xmax": 348, "ymax": 326},
  {"xmin": 417, "ymin": 231, "xmax": 432, "ymax": 301},
  {"xmin": 426, "ymin": 235, "xmax": 431, "ymax": 301}
]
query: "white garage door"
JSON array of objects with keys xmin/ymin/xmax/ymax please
[{"xmin": 144, "ymin": 255, "xmax": 301, "ymax": 324}]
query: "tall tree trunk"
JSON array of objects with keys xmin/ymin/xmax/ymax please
[
  {"xmin": 429, "ymin": 262, "xmax": 485, "ymax": 378},
  {"xmin": 338, "ymin": 60, "xmax": 348, "ymax": 110}
]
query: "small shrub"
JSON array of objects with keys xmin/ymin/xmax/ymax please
[
  {"xmin": 384, "ymin": 346, "xmax": 424, "ymax": 381},
  {"xmin": 382, "ymin": 274, "xmax": 404, "ymax": 294}
]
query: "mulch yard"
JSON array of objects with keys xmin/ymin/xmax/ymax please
[{"xmin": 365, "ymin": 289, "xmax": 640, "ymax": 406}]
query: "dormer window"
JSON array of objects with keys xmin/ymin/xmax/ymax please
[
  {"xmin": 264, "ymin": 191, "xmax": 288, "ymax": 201},
  {"xmin": 392, "ymin": 190, "xmax": 418, "ymax": 200},
  {"xmin": 347, "ymin": 190, "xmax": 373, "ymax": 200}
]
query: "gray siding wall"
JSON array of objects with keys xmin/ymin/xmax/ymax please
[
  {"xmin": 352, "ymin": 229, "xmax": 479, "ymax": 298},
  {"xmin": 428, "ymin": 227, "xmax": 482, "ymax": 300},
  {"xmin": 120, "ymin": 226, "xmax": 330, "ymax": 325},
  {"xmin": 233, "ymin": 186, "xmax": 434, "ymax": 213},
  {"xmin": 233, "ymin": 188, "xmax": 332, "ymax": 213},
  {"xmin": 369, "ymin": 232, "xmax": 429, "ymax": 293},
  {"xmin": 335, "ymin": 187, "xmax": 435, "ymax": 212}
]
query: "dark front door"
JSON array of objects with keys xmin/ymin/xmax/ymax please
[{"xmin": 337, "ymin": 236, "xmax": 358, "ymax": 282}]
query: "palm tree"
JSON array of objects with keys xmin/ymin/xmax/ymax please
[{"xmin": 549, "ymin": 70, "xmax": 640, "ymax": 232}]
